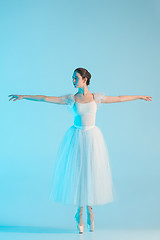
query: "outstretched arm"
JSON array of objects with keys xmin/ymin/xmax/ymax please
[
  {"xmin": 8, "ymin": 94, "xmax": 67, "ymax": 104},
  {"xmin": 102, "ymin": 95, "xmax": 152, "ymax": 103}
]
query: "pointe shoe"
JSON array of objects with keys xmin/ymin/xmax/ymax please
[
  {"xmin": 75, "ymin": 210, "xmax": 84, "ymax": 234},
  {"xmin": 87, "ymin": 207, "xmax": 94, "ymax": 232}
]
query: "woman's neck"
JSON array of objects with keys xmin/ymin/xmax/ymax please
[{"xmin": 77, "ymin": 87, "xmax": 90, "ymax": 96}]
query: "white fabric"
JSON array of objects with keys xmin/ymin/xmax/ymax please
[
  {"xmin": 60, "ymin": 92, "xmax": 106, "ymax": 109},
  {"xmin": 48, "ymin": 93, "xmax": 115, "ymax": 206}
]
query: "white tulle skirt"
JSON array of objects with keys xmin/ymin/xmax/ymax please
[{"xmin": 48, "ymin": 124, "xmax": 115, "ymax": 207}]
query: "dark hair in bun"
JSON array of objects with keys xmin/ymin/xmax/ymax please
[{"xmin": 74, "ymin": 67, "xmax": 91, "ymax": 86}]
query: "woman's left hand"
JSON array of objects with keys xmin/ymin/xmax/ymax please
[{"xmin": 140, "ymin": 96, "xmax": 152, "ymax": 101}]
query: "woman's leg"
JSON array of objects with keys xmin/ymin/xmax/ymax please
[
  {"xmin": 86, "ymin": 205, "xmax": 94, "ymax": 231},
  {"xmin": 75, "ymin": 206, "xmax": 83, "ymax": 225}
]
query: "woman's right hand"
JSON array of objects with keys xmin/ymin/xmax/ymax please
[{"xmin": 8, "ymin": 94, "xmax": 23, "ymax": 101}]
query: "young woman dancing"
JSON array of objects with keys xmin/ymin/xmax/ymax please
[{"xmin": 8, "ymin": 67, "xmax": 152, "ymax": 233}]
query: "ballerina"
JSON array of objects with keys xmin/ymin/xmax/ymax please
[{"xmin": 8, "ymin": 67, "xmax": 152, "ymax": 234}]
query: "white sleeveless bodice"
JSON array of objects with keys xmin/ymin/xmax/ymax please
[
  {"xmin": 61, "ymin": 92, "xmax": 106, "ymax": 130},
  {"xmin": 72, "ymin": 101, "xmax": 97, "ymax": 129}
]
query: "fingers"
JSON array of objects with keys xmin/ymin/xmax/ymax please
[
  {"xmin": 8, "ymin": 95, "xmax": 18, "ymax": 101},
  {"xmin": 8, "ymin": 97, "xmax": 15, "ymax": 101},
  {"xmin": 146, "ymin": 96, "xmax": 152, "ymax": 101},
  {"xmin": 142, "ymin": 96, "xmax": 152, "ymax": 101},
  {"xmin": 147, "ymin": 96, "xmax": 152, "ymax": 101},
  {"xmin": 8, "ymin": 97, "xmax": 14, "ymax": 101}
]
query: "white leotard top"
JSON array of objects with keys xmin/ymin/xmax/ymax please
[{"xmin": 60, "ymin": 92, "xmax": 106, "ymax": 130}]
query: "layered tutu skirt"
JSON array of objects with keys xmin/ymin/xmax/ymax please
[{"xmin": 48, "ymin": 124, "xmax": 115, "ymax": 207}]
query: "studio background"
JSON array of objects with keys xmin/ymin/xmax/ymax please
[{"xmin": 1, "ymin": 0, "xmax": 159, "ymax": 230}]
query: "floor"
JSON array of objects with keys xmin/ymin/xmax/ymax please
[{"xmin": 0, "ymin": 227, "xmax": 160, "ymax": 240}]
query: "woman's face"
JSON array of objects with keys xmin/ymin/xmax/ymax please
[{"xmin": 72, "ymin": 71, "xmax": 87, "ymax": 88}]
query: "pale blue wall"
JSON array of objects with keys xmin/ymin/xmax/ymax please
[{"xmin": 1, "ymin": 0, "xmax": 159, "ymax": 229}]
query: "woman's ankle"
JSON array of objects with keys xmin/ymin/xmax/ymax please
[
  {"xmin": 86, "ymin": 205, "xmax": 93, "ymax": 212},
  {"xmin": 77, "ymin": 206, "xmax": 83, "ymax": 213}
]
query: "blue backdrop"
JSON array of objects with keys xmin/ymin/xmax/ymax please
[{"xmin": 1, "ymin": 0, "xmax": 159, "ymax": 230}]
